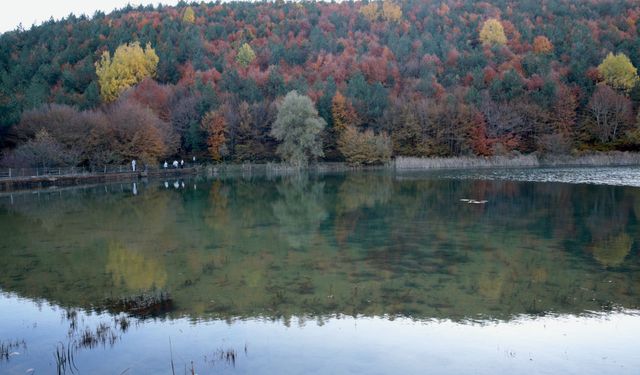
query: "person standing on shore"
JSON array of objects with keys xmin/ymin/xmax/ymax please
[
  {"xmin": 163, "ymin": 161, "xmax": 168, "ymax": 169},
  {"xmin": 173, "ymin": 160, "xmax": 179, "ymax": 168},
  {"xmin": 180, "ymin": 159, "xmax": 184, "ymax": 168},
  {"xmin": 131, "ymin": 159, "xmax": 137, "ymax": 172}
]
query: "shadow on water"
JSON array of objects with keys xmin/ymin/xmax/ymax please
[{"xmin": 102, "ymin": 290, "xmax": 174, "ymax": 318}]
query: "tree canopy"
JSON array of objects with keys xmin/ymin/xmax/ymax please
[
  {"xmin": 236, "ymin": 43, "xmax": 256, "ymax": 68},
  {"xmin": 597, "ymin": 52, "xmax": 639, "ymax": 92},
  {"xmin": 271, "ymin": 91, "xmax": 326, "ymax": 167},
  {"xmin": 1, "ymin": 0, "xmax": 640, "ymax": 165},
  {"xmin": 479, "ymin": 19, "xmax": 507, "ymax": 46},
  {"xmin": 95, "ymin": 42, "xmax": 159, "ymax": 102},
  {"xmin": 182, "ymin": 6, "xmax": 195, "ymax": 24}
]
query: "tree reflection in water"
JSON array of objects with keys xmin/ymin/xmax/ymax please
[{"xmin": 0, "ymin": 171, "xmax": 638, "ymax": 322}]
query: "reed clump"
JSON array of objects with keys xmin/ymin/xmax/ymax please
[
  {"xmin": 0, "ymin": 339, "xmax": 26, "ymax": 362},
  {"xmin": 394, "ymin": 155, "xmax": 540, "ymax": 170},
  {"xmin": 54, "ymin": 342, "xmax": 77, "ymax": 375}
]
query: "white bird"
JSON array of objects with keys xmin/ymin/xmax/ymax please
[{"xmin": 460, "ymin": 198, "xmax": 488, "ymax": 204}]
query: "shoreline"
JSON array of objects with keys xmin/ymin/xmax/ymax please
[
  {"xmin": 0, "ymin": 167, "xmax": 198, "ymax": 192},
  {"xmin": 1, "ymin": 152, "xmax": 639, "ymax": 192}
]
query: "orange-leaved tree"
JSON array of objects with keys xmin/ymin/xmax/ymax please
[
  {"xmin": 533, "ymin": 36, "xmax": 553, "ymax": 54},
  {"xmin": 331, "ymin": 91, "xmax": 359, "ymax": 135},
  {"xmin": 201, "ymin": 110, "xmax": 227, "ymax": 161}
]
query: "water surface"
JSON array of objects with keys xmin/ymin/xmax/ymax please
[{"xmin": 1, "ymin": 167, "xmax": 639, "ymax": 374}]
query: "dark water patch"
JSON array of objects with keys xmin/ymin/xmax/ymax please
[{"xmin": 102, "ymin": 291, "xmax": 173, "ymax": 318}]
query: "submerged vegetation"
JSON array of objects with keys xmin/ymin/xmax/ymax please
[
  {"xmin": 0, "ymin": 339, "xmax": 26, "ymax": 363},
  {"xmin": 54, "ymin": 342, "xmax": 77, "ymax": 375},
  {"xmin": 1, "ymin": 1, "xmax": 640, "ymax": 167}
]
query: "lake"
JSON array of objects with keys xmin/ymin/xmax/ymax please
[{"xmin": 1, "ymin": 167, "xmax": 639, "ymax": 374}]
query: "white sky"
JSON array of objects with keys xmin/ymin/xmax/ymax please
[{"xmin": 0, "ymin": 1, "xmax": 181, "ymax": 33}]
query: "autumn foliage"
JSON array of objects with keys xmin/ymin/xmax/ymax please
[
  {"xmin": 359, "ymin": 1, "xmax": 402, "ymax": 23},
  {"xmin": 202, "ymin": 110, "xmax": 227, "ymax": 161},
  {"xmin": 95, "ymin": 42, "xmax": 159, "ymax": 102},
  {"xmin": 182, "ymin": 6, "xmax": 195, "ymax": 24},
  {"xmin": 479, "ymin": 19, "xmax": 507, "ymax": 46},
  {"xmin": 2, "ymin": 0, "xmax": 640, "ymax": 165},
  {"xmin": 331, "ymin": 92, "xmax": 359, "ymax": 135},
  {"xmin": 381, "ymin": 1, "xmax": 402, "ymax": 23},
  {"xmin": 236, "ymin": 43, "xmax": 256, "ymax": 68},
  {"xmin": 360, "ymin": 3, "xmax": 379, "ymax": 22},
  {"xmin": 532, "ymin": 36, "xmax": 553, "ymax": 54},
  {"xmin": 7, "ymin": 98, "xmax": 176, "ymax": 166},
  {"xmin": 597, "ymin": 52, "xmax": 639, "ymax": 92},
  {"xmin": 338, "ymin": 126, "xmax": 392, "ymax": 165}
]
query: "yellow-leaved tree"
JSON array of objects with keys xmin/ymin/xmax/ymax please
[
  {"xmin": 183, "ymin": 6, "xmax": 195, "ymax": 24},
  {"xmin": 597, "ymin": 52, "xmax": 639, "ymax": 92},
  {"xmin": 236, "ymin": 43, "xmax": 256, "ymax": 68},
  {"xmin": 95, "ymin": 42, "xmax": 159, "ymax": 102},
  {"xmin": 360, "ymin": 2, "xmax": 379, "ymax": 22},
  {"xmin": 479, "ymin": 18, "xmax": 507, "ymax": 46},
  {"xmin": 381, "ymin": 1, "xmax": 402, "ymax": 22}
]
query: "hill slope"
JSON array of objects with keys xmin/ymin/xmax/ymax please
[{"xmin": 1, "ymin": 0, "xmax": 639, "ymax": 165}]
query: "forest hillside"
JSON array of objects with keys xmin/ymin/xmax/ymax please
[{"xmin": 1, "ymin": 0, "xmax": 639, "ymax": 166}]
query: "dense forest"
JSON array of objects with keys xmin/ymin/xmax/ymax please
[{"xmin": 0, "ymin": 0, "xmax": 640, "ymax": 167}]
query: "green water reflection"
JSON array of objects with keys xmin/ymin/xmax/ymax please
[{"xmin": 0, "ymin": 171, "xmax": 639, "ymax": 321}]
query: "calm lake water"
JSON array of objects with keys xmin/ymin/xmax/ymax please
[{"xmin": 1, "ymin": 167, "xmax": 639, "ymax": 374}]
